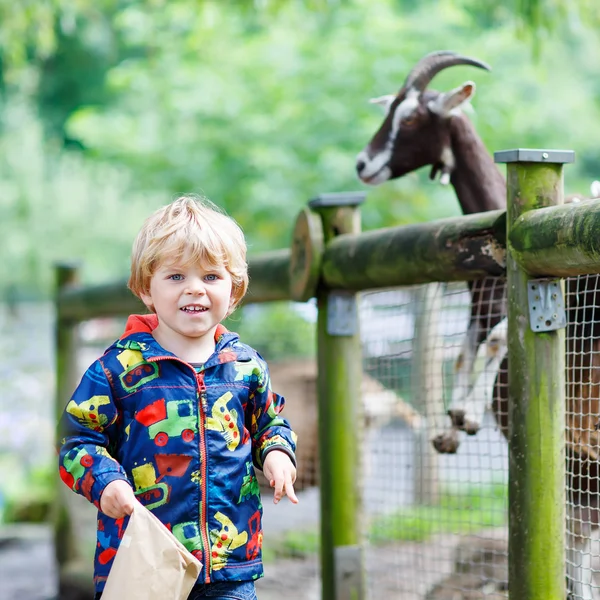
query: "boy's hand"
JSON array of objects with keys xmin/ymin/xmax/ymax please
[
  {"xmin": 263, "ymin": 450, "xmax": 298, "ymax": 505},
  {"xmin": 100, "ymin": 479, "xmax": 137, "ymax": 519}
]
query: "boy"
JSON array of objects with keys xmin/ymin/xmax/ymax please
[{"xmin": 58, "ymin": 196, "xmax": 298, "ymax": 600}]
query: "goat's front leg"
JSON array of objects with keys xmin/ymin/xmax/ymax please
[
  {"xmin": 447, "ymin": 321, "xmax": 485, "ymax": 435},
  {"xmin": 432, "ymin": 321, "xmax": 480, "ymax": 454},
  {"xmin": 432, "ymin": 318, "xmax": 508, "ymax": 454},
  {"xmin": 461, "ymin": 317, "xmax": 508, "ymax": 430}
]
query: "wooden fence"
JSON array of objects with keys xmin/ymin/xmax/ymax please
[{"xmin": 55, "ymin": 148, "xmax": 596, "ymax": 600}]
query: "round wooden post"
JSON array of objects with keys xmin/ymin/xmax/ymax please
[
  {"xmin": 495, "ymin": 149, "xmax": 574, "ymax": 600},
  {"xmin": 412, "ymin": 283, "xmax": 443, "ymax": 505},
  {"xmin": 307, "ymin": 192, "xmax": 366, "ymax": 600},
  {"xmin": 54, "ymin": 263, "xmax": 81, "ymax": 568}
]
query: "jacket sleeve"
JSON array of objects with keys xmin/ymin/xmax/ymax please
[
  {"xmin": 249, "ymin": 355, "xmax": 297, "ymax": 470},
  {"xmin": 57, "ymin": 358, "xmax": 130, "ymax": 508}
]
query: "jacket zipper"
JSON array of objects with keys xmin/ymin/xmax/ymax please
[
  {"xmin": 195, "ymin": 368, "xmax": 211, "ymax": 583},
  {"xmin": 147, "ymin": 356, "xmax": 212, "ymax": 580}
]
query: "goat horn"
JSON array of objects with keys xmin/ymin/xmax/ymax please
[{"xmin": 404, "ymin": 50, "xmax": 491, "ymax": 92}]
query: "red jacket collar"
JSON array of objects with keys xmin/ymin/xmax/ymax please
[{"xmin": 121, "ymin": 314, "xmax": 228, "ymax": 341}]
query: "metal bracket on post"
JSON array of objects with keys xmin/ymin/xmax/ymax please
[
  {"xmin": 327, "ymin": 291, "xmax": 357, "ymax": 336},
  {"xmin": 527, "ymin": 278, "xmax": 566, "ymax": 332}
]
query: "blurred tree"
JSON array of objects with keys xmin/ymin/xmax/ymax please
[
  {"xmin": 0, "ymin": 0, "xmax": 597, "ymax": 76},
  {"xmin": 0, "ymin": 0, "xmax": 599, "ymax": 298},
  {"xmin": 36, "ymin": 14, "xmax": 121, "ymax": 144},
  {"xmin": 62, "ymin": 2, "xmax": 600, "ymax": 232}
]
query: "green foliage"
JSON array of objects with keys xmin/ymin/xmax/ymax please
[
  {"xmin": 1, "ymin": 0, "xmax": 597, "ymax": 79},
  {"xmin": 0, "ymin": 1, "xmax": 350, "ymax": 77},
  {"xmin": 369, "ymin": 483, "xmax": 508, "ymax": 543},
  {"xmin": 262, "ymin": 483, "xmax": 508, "ymax": 560},
  {"xmin": 0, "ymin": 459, "xmax": 54, "ymax": 524},
  {"xmin": 224, "ymin": 302, "xmax": 316, "ymax": 361},
  {"xmin": 0, "ymin": 0, "xmax": 600, "ymax": 298},
  {"xmin": 0, "ymin": 97, "xmax": 167, "ymax": 297},
  {"xmin": 263, "ymin": 529, "xmax": 321, "ymax": 562},
  {"xmin": 37, "ymin": 17, "xmax": 123, "ymax": 140},
  {"xmin": 63, "ymin": 1, "xmax": 475, "ymax": 242}
]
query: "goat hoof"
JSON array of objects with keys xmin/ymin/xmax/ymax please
[
  {"xmin": 448, "ymin": 410, "xmax": 480, "ymax": 435},
  {"xmin": 447, "ymin": 409, "xmax": 466, "ymax": 429},
  {"xmin": 432, "ymin": 431, "xmax": 460, "ymax": 454},
  {"xmin": 463, "ymin": 420, "xmax": 480, "ymax": 436}
]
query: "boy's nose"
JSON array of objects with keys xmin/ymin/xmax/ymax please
[{"xmin": 185, "ymin": 279, "xmax": 206, "ymax": 295}]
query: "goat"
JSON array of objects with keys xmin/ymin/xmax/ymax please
[
  {"xmin": 357, "ymin": 50, "xmax": 600, "ymax": 599},
  {"xmin": 357, "ymin": 50, "xmax": 507, "ymax": 440}
]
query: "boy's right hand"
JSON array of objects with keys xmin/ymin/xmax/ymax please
[{"xmin": 100, "ymin": 479, "xmax": 137, "ymax": 519}]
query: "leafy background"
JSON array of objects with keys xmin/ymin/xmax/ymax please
[{"xmin": 1, "ymin": 0, "xmax": 599, "ymax": 299}]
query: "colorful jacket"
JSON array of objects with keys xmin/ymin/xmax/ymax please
[{"xmin": 58, "ymin": 314, "xmax": 296, "ymax": 593}]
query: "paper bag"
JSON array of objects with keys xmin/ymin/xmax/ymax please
[{"xmin": 102, "ymin": 502, "xmax": 202, "ymax": 600}]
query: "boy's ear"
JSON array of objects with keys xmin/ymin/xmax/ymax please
[
  {"xmin": 227, "ymin": 294, "xmax": 240, "ymax": 316},
  {"xmin": 139, "ymin": 291, "xmax": 154, "ymax": 311},
  {"xmin": 229, "ymin": 288, "xmax": 238, "ymax": 307}
]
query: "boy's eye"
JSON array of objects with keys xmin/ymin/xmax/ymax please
[
  {"xmin": 169, "ymin": 274, "xmax": 184, "ymax": 281},
  {"xmin": 205, "ymin": 274, "xmax": 218, "ymax": 282}
]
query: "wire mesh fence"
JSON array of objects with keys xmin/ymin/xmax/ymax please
[
  {"xmin": 360, "ymin": 282, "xmax": 509, "ymax": 599},
  {"xmin": 565, "ymin": 274, "xmax": 600, "ymax": 600},
  {"xmin": 357, "ymin": 275, "xmax": 600, "ymax": 600}
]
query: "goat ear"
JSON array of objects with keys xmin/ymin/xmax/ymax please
[
  {"xmin": 369, "ymin": 94, "xmax": 396, "ymax": 110},
  {"xmin": 428, "ymin": 82, "xmax": 476, "ymax": 117}
]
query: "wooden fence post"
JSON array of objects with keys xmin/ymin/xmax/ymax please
[
  {"xmin": 308, "ymin": 192, "xmax": 366, "ymax": 600},
  {"xmin": 495, "ymin": 149, "xmax": 574, "ymax": 600},
  {"xmin": 54, "ymin": 263, "xmax": 81, "ymax": 568},
  {"xmin": 412, "ymin": 283, "xmax": 443, "ymax": 505}
]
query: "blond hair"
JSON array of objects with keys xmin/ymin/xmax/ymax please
[{"xmin": 128, "ymin": 195, "xmax": 248, "ymax": 313}]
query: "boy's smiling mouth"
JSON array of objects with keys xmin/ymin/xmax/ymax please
[{"xmin": 181, "ymin": 305, "xmax": 208, "ymax": 313}]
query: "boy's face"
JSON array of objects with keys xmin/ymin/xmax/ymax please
[{"xmin": 140, "ymin": 259, "xmax": 233, "ymax": 348}]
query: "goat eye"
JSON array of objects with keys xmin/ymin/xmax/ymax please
[{"xmin": 401, "ymin": 115, "xmax": 417, "ymax": 126}]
